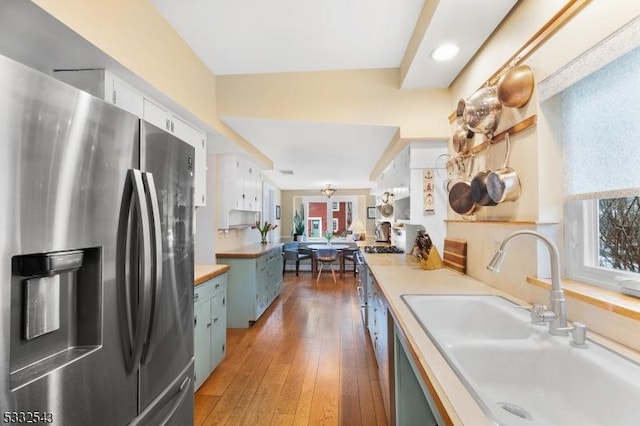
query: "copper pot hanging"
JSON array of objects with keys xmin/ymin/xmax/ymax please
[{"xmin": 497, "ymin": 65, "xmax": 534, "ymax": 108}]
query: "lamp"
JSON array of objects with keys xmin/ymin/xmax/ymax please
[
  {"xmin": 320, "ymin": 184, "xmax": 337, "ymax": 198},
  {"xmin": 348, "ymin": 218, "xmax": 365, "ymax": 241}
]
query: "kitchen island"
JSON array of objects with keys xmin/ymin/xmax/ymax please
[{"xmin": 217, "ymin": 243, "xmax": 284, "ymax": 328}]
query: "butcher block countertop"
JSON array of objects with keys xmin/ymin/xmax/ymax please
[
  {"xmin": 363, "ymin": 252, "xmax": 509, "ymax": 425},
  {"xmin": 215, "ymin": 242, "xmax": 283, "ymax": 259},
  {"xmin": 194, "ymin": 264, "xmax": 230, "ymax": 286}
]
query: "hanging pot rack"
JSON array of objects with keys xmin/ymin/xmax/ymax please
[
  {"xmin": 453, "ymin": 115, "xmax": 537, "ymax": 159},
  {"xmin": 447, "ymin": 0, "xmax": 589, "ymax": 124}
]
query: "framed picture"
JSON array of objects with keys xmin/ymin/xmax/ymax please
[
  {"xmin": 367, "ymin": 207, "xmax": 376, "ymax": 219},
  {"xmin": 275, "ymin": 205, "xmax": 281, "ymax": 220}
]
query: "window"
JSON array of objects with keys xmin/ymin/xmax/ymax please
[
  {"xmin": 565, "ymin": 197, "xmax": 640, "ymax": 291},
  {"xmin": 597, "ymin": 197, "xmax": 640, "ymax": 273},
  {"xmin": 556, "ymin": 25, "xmax": 640, "ymax": 293}
]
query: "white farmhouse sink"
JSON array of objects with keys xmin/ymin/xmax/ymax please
[{"xmin": 402, "ymin": 294, "xmax": 640, "ymax": 426}]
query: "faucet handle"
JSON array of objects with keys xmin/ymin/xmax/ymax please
[{"xmin": 531, "ymin": 304, "xmax": 556, "ymax": 325}]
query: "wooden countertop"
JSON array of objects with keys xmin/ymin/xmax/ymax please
[
  {"xmin": 215, "ymin": 242, "xmax": 283, "ymax": 259},
  {"xmin": 194, "ymin": 264, "xmax": 230, "ymax": 286}
]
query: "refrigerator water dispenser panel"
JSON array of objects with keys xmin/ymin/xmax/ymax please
[
  {"xmin": 16, "ymin": 250, "xmax": 83, "ymax": 340},
  {"xmin": 24, "ymin": 275, "xmax": 61, "ymax": 340},
  {"xmin": 10, "ymin": 248, "xmax": 101, "ymax": 390}
]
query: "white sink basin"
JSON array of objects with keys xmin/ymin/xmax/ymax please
[
  {"xmin": 402, "ymin": 294, "xmax": 533, "ymax": 340},
  {"xmin": 402, "ymin": 294, "xmax": 640, "ymax": 426}
]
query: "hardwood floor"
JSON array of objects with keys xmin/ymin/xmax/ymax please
[{"xmin": 194, "ymin": 269, "xmax": 388, "ymax": 426}]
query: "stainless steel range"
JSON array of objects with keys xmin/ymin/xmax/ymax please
[{"xmin": 355, "ymin": 251, "xmax": 368, "ymax": 325}]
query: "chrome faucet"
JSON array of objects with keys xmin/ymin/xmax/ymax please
[{"xmin": 487, "ymin": 230, "xmax": 569, "ymax": 336}]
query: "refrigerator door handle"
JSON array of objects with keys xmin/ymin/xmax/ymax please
[
  {"xmin": 140, "ymin": 172, "xmax": 163, "ymax": 363},
  {"xmin": 117, "ymin": 169, "xmax": 154, "ymax": 373},
  {"xmin": 162, "ymin": 376, "xmax": 191, "ymax": 422}
]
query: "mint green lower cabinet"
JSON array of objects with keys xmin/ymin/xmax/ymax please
[
  {"xmin": 194, "ymin": 273, "xmax": 227, "ymax": 391},
  {"xmin": 218, "ymin": 247, "xmax": 283, "ymax": 328},
  {"xmin": 394, "ymin": 326, "xmax": 444, "ymax": 425}
]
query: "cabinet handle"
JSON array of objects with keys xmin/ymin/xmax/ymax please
[
  {"xmin": 213, "ymin": 317, "xmax": 218, "ymax": 323},
  {"xmin": 194, "ymin": 293, "xmax": 199, "ymax": 302},
  {"xmin": 206, "ymin": 322, "xmax": 212, "ymax": 328},
  {"xmin": 215, "ymin": 284, "xmax": 220, "ymax": 289},
  {"xmin": 222, "ymin": 297, "xmax": 225, "ymax": 306},
  {"xmin": 165, "ymin": 119, "xmax": 170, "ymax": 131},
  {"xmin": 194, "ymin": 316, "xmax": 197, "ymax": 326},
  {"xmin": 112, "ymin": 91, "xmax": 117, "ymax": 104},
  {"xmin": 170, "ymin": 120, "xmax": 174, "ymax": 133}
]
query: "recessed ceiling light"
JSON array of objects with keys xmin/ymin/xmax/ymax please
[
  {"xmin": 431, "ymin": 44, "xmax": 459, "ymax": 61},
  {"xmin": 279, "ymin": 169, "xmax": 294, "ymax": 175}
]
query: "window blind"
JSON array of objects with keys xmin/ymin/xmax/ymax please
[{"xmin": 561, "ymin": 46, "xmax": 640, "ymax": 200}]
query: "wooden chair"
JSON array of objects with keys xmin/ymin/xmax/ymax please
[
  {"xmin": 315, "ymin": 248, "xmax": 338, "ymax": 282},
  {"xmin": 341, "ymin": 247, "xmax": 359, "ymax": 277},
  {"xmin": 282, "ymin": 242, "xmax": 312, "ymax": 276}
]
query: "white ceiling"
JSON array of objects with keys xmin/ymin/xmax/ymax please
[{"xmin": 150, "ymin": 0, "xmax": 518, "ymax": 190}]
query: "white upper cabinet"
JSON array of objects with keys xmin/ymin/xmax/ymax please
[
  {"xmin": 172, "ymin": 117, "xmax": 207, "ymax": 207},
  {"xmin": 378, "ymin": 146, "xmax": 410, "ymax": 197},
  {"xmin": 54, "ymin": 69, "xmax": 207, "ymax": 207},
  {"xmin": 142, "ymin": 97, "xmax": 207, "ymax": 206},
  {"xmin": 142, "ymin": 97, "xmax": 170, "ymax": 132},
  {"xmin": 110, "ymin": 76, "xmax": 144, "ymax": 117},
  {"xmin": 217, "ymin": 154, "xmax": 263, "ymax": 229}
]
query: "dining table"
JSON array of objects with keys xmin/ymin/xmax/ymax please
[{"xmin": 306, "ymin": 243, "xmax": 353, "ymax": 277}]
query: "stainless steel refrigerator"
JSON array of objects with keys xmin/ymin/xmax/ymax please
[{"xmin": 0, "ymin": 54, "xmax": 195, "ymax": 425}]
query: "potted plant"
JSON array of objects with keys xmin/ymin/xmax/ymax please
[
  {"xmin": 324, "ymin": 231, "xmax": 333, "ymax": 246},
  {"xmin": 253, "ymin": 220, "xmax": 278, "ymax": 244},
  {"xmin": 293, "ymin": 204, "xmax": 305, "ymax": 241}
]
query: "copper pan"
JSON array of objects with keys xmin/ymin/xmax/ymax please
[{"xmin": 497, "ymin": 65, "xmax": 534, "ymax": 108}]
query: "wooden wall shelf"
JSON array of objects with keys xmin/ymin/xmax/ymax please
[{"xmin": 449, "ymin": 115, "xmax": 537, "ymax": 161}]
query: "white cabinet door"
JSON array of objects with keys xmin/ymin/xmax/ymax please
[
  {"xmin": 142, "ymin": 97, "xmax": 171, "ymax": 133},
  {"xmin": 210, "ymin": 292, "xmax": 226, "ymax": 369},
  {"xmin": 172, "ymin": 115, "xmax": 207, "ymax": 206},
  {"xmin": 194, "ymin": 299, "xmax": 211, "ymax": 391},
  {"xmin": 217, "ymin": 155, "xmax": 264, "ymax": 228},
  {"xmin": 110, "ymin": 77, "xmax": 144, "ymax": 117},
  {"xmin": 244, "ymin": 161, "xmax": 257, "ymax": 211},
  {"xmin": 54, "ymin": 69, "xmax": 144, "ymax": 117}
]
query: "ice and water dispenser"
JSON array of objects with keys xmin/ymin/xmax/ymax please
[{"xmin": 10, "ymin": 248, "xmax": 101, "ymax": 389}]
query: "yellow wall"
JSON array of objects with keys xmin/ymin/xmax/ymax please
[
  {"xmin": 282, "ymin": 190, "xmax": 375, "ymax": 241},
  {"xmin": 217, "ymin": 68, "xmax": 452, "ymax": 178},
  {"xmin": 447, "ymin": 0, "xmax": 640, "ymax": 350},
  {"xmin": 31, "ymin": 0, "xmax": 271, "ymax": 166}
]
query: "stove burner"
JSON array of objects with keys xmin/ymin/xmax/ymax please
[{"xmin": 363, "ymin": 246, "xmax": 404, "ymax": 254}]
